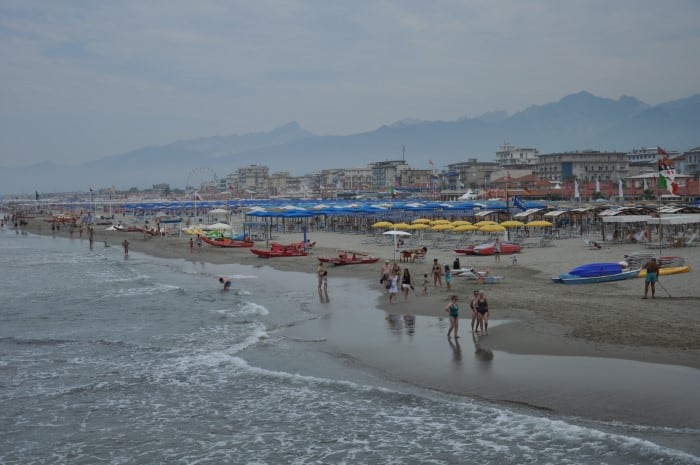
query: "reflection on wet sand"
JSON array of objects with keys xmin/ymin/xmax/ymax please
[
  {"xmin": 472, "ymin": 332, "xmax": 494, "ymax": 370},
  {"xmin": 448, "ymin": 338, "xmax": 462, "ymax": 365}
]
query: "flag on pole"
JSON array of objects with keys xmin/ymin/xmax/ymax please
[
  {"xmin": 658, "ymin": 156, "xmax": 678, "ymax": 195},
  {"xmin": 618, "ymin": 179, "xmax": 624, "ymax": 201},
  {"xmin": 574, "ymin": 180, "xmax": 580, "ymax": 199},
  {"xmin": 595, "ymin": 178, "xmax": 600, "ymax": 193}
]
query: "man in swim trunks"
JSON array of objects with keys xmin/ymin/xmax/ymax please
[
  {"xmin": 642, "ymin": 257, "xmax": 660, "ymax": 299},
  {"xmin": 218, "ymin": 277, "xmax": 232, "ymax": 291}
]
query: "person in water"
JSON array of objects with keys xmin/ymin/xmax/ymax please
[{"xmin": 218, "ymin": 277, "xmax": 232, "ymax": 291}]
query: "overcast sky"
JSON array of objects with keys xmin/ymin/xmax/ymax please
[{"xmin": 1, "ymin": 0, "xmax": 699, "ymax": 166}]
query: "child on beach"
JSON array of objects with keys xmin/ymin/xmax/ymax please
[
  {"xmin": 444, "ymin": 264, "xmax": 452, "ymax": 292},
  {"xmin": 422, "ymin": 273, "xmax": 430, "ymax": 295}
]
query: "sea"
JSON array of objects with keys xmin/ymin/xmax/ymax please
[{"xmin": 1, "ymin": 227, "xmax": 698, "ymax": 465}]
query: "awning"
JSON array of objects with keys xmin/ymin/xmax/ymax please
[
  {"xmin": 513, "ymin": 208, "xmax": 543, "ymax": 218},
  {"xmin": 602, "ymin": 215, "xmax": 652, "ymax": 223},
  {"xmin": 543, "ymin": 210, "xmax": 568, "ymax": 217}
]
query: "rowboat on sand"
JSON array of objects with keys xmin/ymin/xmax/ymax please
[
  {"xmin": 200, "ymin": 236, "xmax": 254, "ymax": 248},
  {"xmin": 552, "ymin": 262, "xmax": 641, "ymax": 284},
  {"xmin": 318, "ymin": 251, "xmax": 379, "ymax": 266}
]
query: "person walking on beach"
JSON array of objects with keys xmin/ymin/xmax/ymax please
[
  {"xmin": 122, "ymin": 239, "xmax": 129, "ymax": 256},
  {"xmin": 642, "ymin": 257, "xmax": 660, "ymax": 299},
  {"xmin": 195, "ymin": 235, "xmax": 203, "ymax": 252},
  {"xmin": 475, "ymin": 290, "xmax": 489, "ymax": 334},
  {"xmin": 432, "ymin": 258, "xmax": 443, "ymax": 289},
  {"xmin": 469, "ymin": 289, "xmax": 479, "ymax": 332},
  {"xmin": 189, "ymin": 237, "xmax": 194, "ymax": 253},
  {"xmin": 494, "ymin": 238, "xmax": 501, "ymax": 263},
  {"xmin": 317, "ymin": 262, "xmax": 325, "ymax": 292},
  {"xmin": 422, "ymin": 273, "xmax": 430, "ymax": 295},
  {"xmin": 445, "ymin": 295, "xmax": 460, "ymax": 339},
  {"xmin": 321, "ymin": 269, "xmax": 328, "ymax": 293},
  {"xmin": 444, "ymin": 264, "xmax": 452, "ymax": 292},
  {"xmin": 388, "ymin": 270, "xmax": 399, "ymax": 304},
  {"xmin": 401, "ymin": 268, "xmax": 413, "ymax": 301},
  {"xmin": 379, "ymin": 260, "xmax": 391, "ymax": 289}
]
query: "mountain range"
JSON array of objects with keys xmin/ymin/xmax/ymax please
[{"xmin": 2, "ymin": 90, "xmax": 699, "ymax": 195}]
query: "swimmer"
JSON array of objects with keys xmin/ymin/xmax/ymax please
[{"xmin": 218, "ymin": 277, "xmax": 232, "ymax": 291}]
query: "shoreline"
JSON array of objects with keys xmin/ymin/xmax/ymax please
[
  {"xmin": 13, "ymin": 217, "xmax": 700, "ymax": 432},
  {"xmin": 21, "ymin": 216, "xmax": 700, "ymax": 369}
]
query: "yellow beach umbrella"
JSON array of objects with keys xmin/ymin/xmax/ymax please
[
  {"xmin": 453, "ymin": 224, "xmax": 478, "ymax": 232},
  {"xmin": 392, "ymin": 222, "xmax": 412, "ymax": 230},
  {"xmin": 431, "ymin": 224, "xmax": 455, "ymax": 231},
  {"xmin": 371, "ymin": 221, "xmax": 394, "ymax": 228},
  {"xmin": 411, "ymin": 218, "xmax": 431, "ymax": 224},
  {"xmin": 500, "ymin": 220, "xmax": 525, "ymax": 228},
  {"xmin": 408, "ymin": 223, "xmax": 431, "ymax": 230},
  {"xmin": 526, "ymin": 220, "xmax": 553, "ymax": 227},
  {"xmin": 473, "ymin": 220, "xmax": 498, "ymax": 227},
  {"xmin": 451, "ymin": 220, "xmax": 472, "ymax": 226},
  {"xmin": 479, "ymin": 224, "xmax": 507, "ymax": 233},
  {"xmin": 429, "ymin": 219, "xmax": 451, "ymax": 225}
]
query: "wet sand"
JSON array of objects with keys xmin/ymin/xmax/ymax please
[{"xmin": 21, "ymin": 217, "xmax": 700, "ymax": 430}]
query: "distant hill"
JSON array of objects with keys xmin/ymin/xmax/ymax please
[{"xmin": 1, "ymin": 92, "xmax": 699, "ymax": 195}]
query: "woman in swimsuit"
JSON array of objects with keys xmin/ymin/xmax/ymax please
[
  {"xmin": 475, "ymin": 291, "xmax": 489, "ymax": 334},
  {"xmin": 444, "ymin": 295, "xmax": 460, "ymax": 339}
]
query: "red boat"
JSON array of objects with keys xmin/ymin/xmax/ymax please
[
  {"xmin": 318, "ymin": 251, "xmax": 379, "ymax": 266},
  {"xmin": 453, "ymin": 245, "xmax": 476, "ymax": 255},
  {"xmin": 250, "ymin": 241, "xmax": 311, "ymax": 257},
  {"xmin": 200, "ymin": 236, "xmax": 254, "ymax": 248},
  {"xmin": 114, "ymin": 225, "xmax": 145, "ymax": 233},
  {"xmin": 472, "ymin": 241, "xmax": 522, "ymax": 255}
]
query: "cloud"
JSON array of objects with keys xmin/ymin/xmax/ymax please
[{"xmin": 0, "ymin": 0, "xmax": 699, "ymax": 166}]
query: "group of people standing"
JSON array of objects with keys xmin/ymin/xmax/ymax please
[
  {"xmin": 380, "ymin": 260, "xmax": 414, "ymax": 303},
  {"xmin": 444, "ymin": 290, "xmax": 489, "ymax": 340}
]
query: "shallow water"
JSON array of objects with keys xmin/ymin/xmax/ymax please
[{"xmin": 1, "ymin": 230, "xmax": 698, "ymax": 464}]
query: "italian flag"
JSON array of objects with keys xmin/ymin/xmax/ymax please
[{"xmin": 658, "ymin": 155, "xmax": 678, "ymax": 195}]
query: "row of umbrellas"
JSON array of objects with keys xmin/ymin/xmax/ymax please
[{"xmin": 371, "ymin": 219, "xmax": 553, "ymax": 233}]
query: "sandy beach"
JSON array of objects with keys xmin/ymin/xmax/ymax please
[{"xmin": 18, "ymin": 215, "xmax": 700, "ymax": 431}]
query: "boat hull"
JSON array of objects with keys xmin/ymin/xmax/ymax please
[
  {"xmin": 318, "ymin": 253, "xmax": 379, "ymax": 265},
  {"xmin": 250, "ymin": 248, "xmax": 308, "ymax": 257},
  {"xmin": 473, "ymin": 242, "xmax": 522, "ymax": 255},
  {"xmin": 200, "ymin": 236, "xmax": 254, "ymax": 248},
  {"xmin": 552, "ymin": 269, "xmax": 640, "ymax": 284},
  {"xmin": 637, "ymin": 265, "xmax": 691, "ymax": 278}
]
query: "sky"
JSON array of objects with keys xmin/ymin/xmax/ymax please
[{"xmin": 1, "ymin": 0, "xmax": 699, "ymax": 167}]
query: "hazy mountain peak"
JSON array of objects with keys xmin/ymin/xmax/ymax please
[{"xmin": 389, "ymin": 118, "xmax": 424, "ymax": 128}]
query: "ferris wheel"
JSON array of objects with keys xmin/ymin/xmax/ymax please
[{"xmin": 185, "ymin": 167, "xmax": 218, "ymax": 199}]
